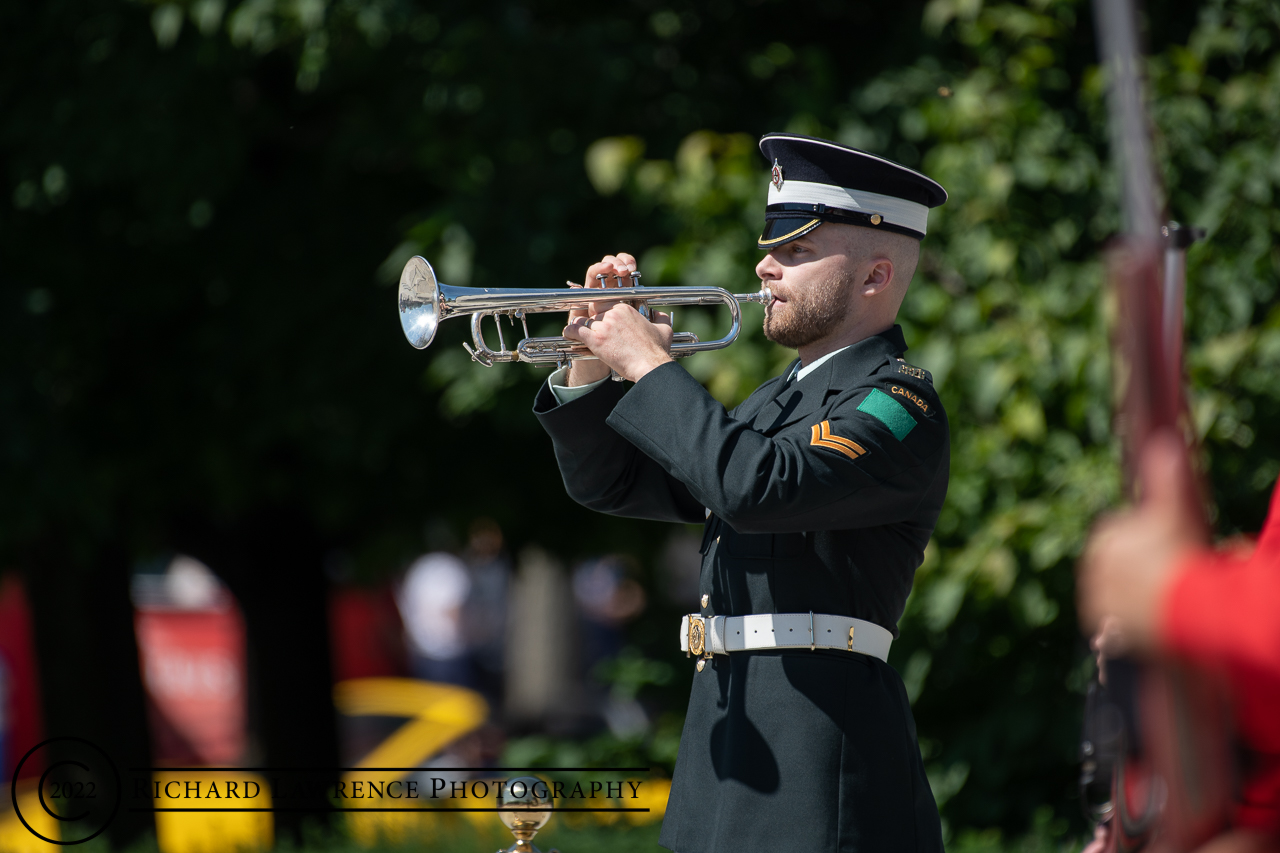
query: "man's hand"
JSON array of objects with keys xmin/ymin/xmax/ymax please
[
  {"xmin": 1077, "ymin": 432, "xmax": 1208, "ymax": 656},
  {"xmin": 1080, "ymin": 823, "xmax": 1110, "ymax": 853},
  {"xmin": 565, "ymin": 301, "xmax": 674, "ymax": 383},
  {"xmin": 562, "ymin": 252, "xmax": 674, "ymax": 384},
  {"xmin": 562, "ymin": 253, "xmax": 633, "ymax": 386}
]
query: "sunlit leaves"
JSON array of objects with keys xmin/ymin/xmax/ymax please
[{"xmin": 584, "ymin": 137, "xmax": 645, "ymax": 197}]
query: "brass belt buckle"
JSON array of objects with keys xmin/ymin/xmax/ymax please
[{"xmin": 687, "ymin": 615, "xmax": 707, "ymax": 657}]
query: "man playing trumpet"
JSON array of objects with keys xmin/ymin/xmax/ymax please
[{"xmin": 533, "ymin": 134, "xmax": 950, "ymax": 852}]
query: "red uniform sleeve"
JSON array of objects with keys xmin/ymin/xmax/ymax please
[{"xmin": 1160, "ymin": 480, "xmax": 1280, "ymax": 830}]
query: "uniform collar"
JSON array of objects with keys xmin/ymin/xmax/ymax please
[
  {"xmin": 792, "ymin": 325, "xmax": 908, "ymax": 391},
  {"xmin": 789, "ymin": 346, "xmax": 847, "ymax": 383},
  {"xmin": 759, "ymin": 325, "xmax": 908, "ymax": 433}
]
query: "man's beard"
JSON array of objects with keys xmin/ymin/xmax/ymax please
[{"xmin": 763, "ymin": 269, "xmax": 852, "ymax": 349}]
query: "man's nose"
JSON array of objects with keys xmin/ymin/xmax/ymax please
[{"xmin": 756, "ymin": 251, "xmax": 781, "ymax": 282}]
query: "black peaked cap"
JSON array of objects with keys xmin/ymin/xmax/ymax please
[{"xmin": 757, "ymin": 133, "xmax": 947, "ymax": 247}]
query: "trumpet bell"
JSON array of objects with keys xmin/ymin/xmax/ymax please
[{"xmin": 398, "ymin": 256, "xmax": 441, "ymax": 349}]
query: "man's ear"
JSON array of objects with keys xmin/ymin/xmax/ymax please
[{"xmin": 860, "ymin": 259, "xmax": 894, "ymax": 297}]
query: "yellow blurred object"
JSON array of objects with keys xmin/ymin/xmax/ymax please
[
  {"xmin": 0, "ymin": 782, "xmax": 60, "ymax": 851},
  {"xmin": 623, "ymin": 777, "xmax": 670, "ymax": 825},
  {"xmin": 333, "ymin": 678, "xmax": 488, "ymax": 847},
  {"xmin": 150, "ymin": 771, "xmax": 272, "ymax": 853},
  {"xmin": 334, "ymin": 678, "xmax": 488, "ymax": 770},
  {"xmin": 459, "ymin": 787, "xmax": 505, "ymax": 837},
  {"xmin": 340, "ymin": 802, "xmax": 440, "ymax": 849}
]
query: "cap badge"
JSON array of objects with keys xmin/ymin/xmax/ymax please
[{"xmin": 771, "ymin": 159, "xmax": 784, "ymax": 191}]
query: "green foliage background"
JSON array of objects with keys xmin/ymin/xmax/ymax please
[{"xmin": 4, "ymin": 0, "xmax": 1280, "ymax": 849}]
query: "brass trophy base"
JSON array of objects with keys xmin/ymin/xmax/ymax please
[
  {"xmin": 496, "ymin": 841, "xmax": 559, "ymax": 853},
  {"xmin": 495, "ymin": 776, "xmax": 558, "ymax": 853}
]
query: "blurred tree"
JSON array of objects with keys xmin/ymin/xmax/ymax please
[{"xmin": 2, "ymin": 0, "xmax": 1277, "ymax": 847}]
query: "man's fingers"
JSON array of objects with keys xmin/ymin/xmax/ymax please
[
  {"xmin": 582, "ymin": 253, "xmax": 637, "ymax": 282},
  {"xmin": 574, "ymin": 261, "xmax": 613, "ymax": 320},
  {"xmin": 580, "ymin": 259, "xmax": 625, "ymax": 319},
  {"xmin": 578, "ymin": 254, "xmax": 639, "ymax": 317},
  {"xmin": 585, "ymin": 261, "xmax": 612, "ymax": 288},
  {"xmin": 603, "ymin": 253, "xmax": 637, "ymax": 275},
  {"xmin": 596, "ymin": 254, "xmax": 639, "ymax": 287},
  {"xmin": 597, "ymin": 255, "xmax": 632, "ymax": 287},
  {"xmin": 649, "ymin": 310, "xmax": 675, "ymax": 351},
  {"xmin": 583, "ymin": 258, "xmax": 625, "ymax": 290},
  {"xmin": 589, "ymin": 298, "xmax": 622, "ymax": 317},
  {"xmin": 563, "ymin": 318, "xmax": 594, "ymax": 345}
]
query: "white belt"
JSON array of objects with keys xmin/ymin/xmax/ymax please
[{"xmin": 679, "ymin": 613, "xmax": 893, "ymax": 662}]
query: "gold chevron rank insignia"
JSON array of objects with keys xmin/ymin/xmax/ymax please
[{"xmin": 810, "ymin": 420, "xmax": 867, "ymax": 461}]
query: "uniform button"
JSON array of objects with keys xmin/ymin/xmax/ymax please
[
  {"xmin": 700, "ymin": 594, "xmax": 709, "ymax": 608},
  {"xmin": 696, "ymin": 659, "xmax": 706, "ymax": 672},
  {"xmin": 714, "ymin": 536, "xmax": 720, "ymax": 544}
]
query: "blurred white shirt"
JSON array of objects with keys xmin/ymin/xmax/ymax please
[{"xmin": 397, "ymin": 553, "xmax": 471, "ymax": 661}]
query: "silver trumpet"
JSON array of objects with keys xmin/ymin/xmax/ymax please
[{"xmin": 398, "ymin": 256, "xmax": 771, "ymax": 367}]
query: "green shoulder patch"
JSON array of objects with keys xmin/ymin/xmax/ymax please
[{"xmin": 857, "ymin": 387, "xmax": 917, "ymax": 441}]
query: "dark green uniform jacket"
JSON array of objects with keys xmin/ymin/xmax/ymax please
[{"xmin": 533, "ymin": 326, "xmax": 947, "ymax": 853}]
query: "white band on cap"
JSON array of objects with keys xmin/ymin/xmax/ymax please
[{"xmin": 768, "ymin": 180, "xmax": 929, "ymax": 235}]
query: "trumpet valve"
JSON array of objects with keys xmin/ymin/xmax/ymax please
[{"xmin": 631, "ymin": 270, "xmax": 649, "ymax": 318}]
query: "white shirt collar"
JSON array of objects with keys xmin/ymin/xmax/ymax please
[{"xmin": 787, "ymin": 345, "xmax": 851, "ymax": 383}]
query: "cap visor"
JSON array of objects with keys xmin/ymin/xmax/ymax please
[{"xmin": 758, "ymin": 216, "xmax": 822, "ymax": 248}]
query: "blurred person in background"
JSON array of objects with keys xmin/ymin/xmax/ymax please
[
  {"xmin": 534, "ymin": 135, "xmax": 950, "ymax": 852},
  {"xmin": 659, "ymin": 531, "xmax": 704, "ymax": 607},
  {"xmin": 397, "ymin": 552, "xmax": 474, "ymax": 687},
  {"xmin": 573, "ymin": 554, "xmax": 647, "ymax": 667},
  {"xmin": 572, "ymin": 555, "xmax": 648, "ymax": 736},
  {"xmin": 461, "ymin": 519, "xmax": 512, "ymax": 707},
  {"xmin": 1078, "ymin": 433, "xmax": 1280, "ymax": 851},
  {"xmin": 503, "ymin": 547, "xmax": 576, "ymax": 728}
]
